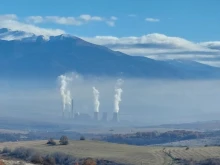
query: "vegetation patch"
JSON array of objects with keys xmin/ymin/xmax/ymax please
[
  {"xmin": 100, "ymin": 130, "xmax": 206, "ymax": 145},
  {"xmin": 59, "ymin": 136, "xmax": 69, "ymax": 145},
  {"xmin": 46, "ymin": 138, "xmax": 56, "ymax": 146},
  {"xmin": 0, "ymin": 146, "xmax": 125, "ymax": 165}
]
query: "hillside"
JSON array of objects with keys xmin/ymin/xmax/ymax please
[
  {"xmin": 1, "ymin": 28, "xmax": 220, "ymax": 79},
  {"xmin": 1, "ymin": 140, "xmax": 220, "ymax": 165}
]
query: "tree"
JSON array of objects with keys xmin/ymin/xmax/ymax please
[
  {"xmin": 80, "ymin": 136, "xmax": 85, "ymax": 141},
  {"xmin": 59, "ymin": 136, "xmax": 69, "ymax": 145},
  {"xmin": 47, "ymin": 138, "xmax": 56, "ymax": 145}
]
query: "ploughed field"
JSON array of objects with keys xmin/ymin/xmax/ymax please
[
  {"xmin": 1, "ymin": 140, "xmax": 220, "ymax": 165},
  {"xmin": 165, "ymin": 146, "xmax": 220, "ymax": 161}
]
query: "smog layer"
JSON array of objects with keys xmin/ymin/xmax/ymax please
[{"xmin": 1, "ymin": 76, "xmax": 220, "ymax": 126}]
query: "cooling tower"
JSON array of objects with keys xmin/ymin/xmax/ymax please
[
  {"xmin": 94, "ymin": 112, "xmax": 99, "ymax": 121},
  {"xmin": 112, "ymin": 112, "xmax": 119, "ymax": 122},
  {"xmin": 102, "ymin": 112, "xmax": 108, "ymax": 122},
  {"xmin": 62, "ymin": 111, "xmax": 64, "ymax": 119}
]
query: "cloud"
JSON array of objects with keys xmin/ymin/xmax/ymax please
[
  {"xmin": 0, "ymin": 14, "xmax": 17, "ymax": 20},
  {"xmin": 106, "ymin": 21, "xmax": 115, "ymax": 27},
  {"xmin": 0, "ymin": 14, "xmax": 65, "ymax": 37},
  {"xmin": 83, "ymin": 34, "xmax": 205, "ymax": 50},
  {"xmin": 110, "ymin": 16, "xmax": 118, "ymax": 21},
  {"xmin": 199, "ymin": 41, "xmax": 220, "ymax": 50},
  {"xmin": 145, "ymin": 18, "xmax": 160, "ymax": 22},
  {"xmin": 45, "ymin": 16, "xmax": 82, "ymax": 25},
  {"xmin": 79, "ymin": 14, "xmax": 103, "ymax": 21},
  {"xmin": 26, "ymin": 16, "xmax": 44, "ymax": 23},
  {"xmin": 27, "ymin": 15, "xmax": 117, "ymax": 27},
  {"xmin": 82, "ymin": 34, "xmax": 220, "ymax": 67},
  {"xmin": 196, "ymin": 60, "xmax": 220, "ymax": 67},
  {"xmin": 0, "ymin": 29, "xmax": 34, "ymax": 41}
]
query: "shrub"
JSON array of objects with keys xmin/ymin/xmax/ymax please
[
  {"xmin": 59, "ymin": 136, "xmax": 69, "ymax": 145},
  {"xmin": 30, "ymin": 153, "xmax": 44, "ymax": 164},
  {"xmin": 2, "ymin": 147, "xmax": 83, "ymax": 165},
  {"xmin": 2, "ymin": 147, "xmax": 11, "ymax": 154},
  {"xmin": 43, "ymin": 155, "xmax": 56, "ymax": 165},
  {"xmin": 82, "ymin": 158, "xmax": 97, "ymax": 165},
  {"xmin": 80, "ymin": 136, "xmax": 85, "ymax": 141},
  {"xmin": 52, "ymin": 152, "xmax": 66, "ymax": 164},
  {"xmin": 11, "ymin": 147, "xmax": 35, "ymax": 160},
  {"xmin": 52, "ymin": 152, "xmax": 76, "ymax": 165},
  {"xmin": 47, "ymin": 138, "xmax": 56, "ymax": 145}
]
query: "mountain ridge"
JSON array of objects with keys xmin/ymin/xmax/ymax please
[{"xmin": 0, "ymin": 28, "xmax": 220, "ymax": 79}]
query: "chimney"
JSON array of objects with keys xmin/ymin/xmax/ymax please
[
  {"xmin": 101, "ymin": 112, "xmax": 108, "ymax": 122},
  {"xmin": 94, "ymin": 112, "xmax": 99, "ymax": 121},
  {"xmin": 62, "ymin": 111, "xmax": 64, "ymax": 119},
  {"xmin": 112, "ymin": 112, "xmax": 119, "ymax": 122},
  {"xmin": 74, "ymin": 112, "xmax": 80, "ymax": 120},
  {"xmin": 71, "ymin": 99, "xmax": 74, "ymax": 119}
]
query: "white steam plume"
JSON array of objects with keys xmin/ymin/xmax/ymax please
[
  {"xmin": 114, "ymin": 79, "xmax": 124, "ymax": 113},
  {"xmin": 66, "ymin": 90, "xmax": 72, "ymax": 111},
  {"xmin": 59, "ymin": 75, "xmax": 72, "ymax": 113},
  {"xmin": 92, "ymin": 87, "xmax": 100, "ymax": 112}
]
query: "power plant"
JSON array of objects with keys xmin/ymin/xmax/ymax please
[
  {"xmin": 59, "ymin": 74, "xmax": 124, "ymax": 123},
  {"xmin": 62, "ymin": 110, "xmax": 121, "ymax": 123}
]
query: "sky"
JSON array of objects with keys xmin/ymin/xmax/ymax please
[
  {"xmin": 2, "ymin": 1, "xmax": 220, "ymax": 125},
  {"xmin": 1, "ymin": 0, "xmax": 220, "ymax": 40},
  {"xmin": 1, "ymin": 0, "xmax": 220, "ymax": 66}
]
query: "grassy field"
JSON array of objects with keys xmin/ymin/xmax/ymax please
[
  {"xmin": 1, "ymin": 140, "xmax": 220, "ymax": 165},
  {"xmin": 165, "ymin": 146, "xmax": 220, "ymax": 161}
]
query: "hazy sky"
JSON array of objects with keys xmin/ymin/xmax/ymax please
[{"xmin": 1, "ymin": 78, "xmax": 220, "ymax": 125}]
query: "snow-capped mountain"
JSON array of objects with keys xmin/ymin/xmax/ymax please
[
  {"xmin": 0, "ymin": 28, "xmax": 35, "ymax": 40},
  {"xmin": 0, "ymin": 28, "xmax": 220, "ymax": 79}
]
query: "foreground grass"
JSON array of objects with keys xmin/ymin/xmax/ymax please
[
  {"xmin": 0, "ymin": 140, "xmax": 171, "ymax": 165},
  {"xmin": 2, "ymin": 140, "xmax": 220, "ymax": 165}
]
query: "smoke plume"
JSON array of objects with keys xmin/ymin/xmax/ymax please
[
  {"xmin": 92, "ymin": 87, "xmax": 100, "ymax": 112},
  {"xmin": 114, "ymin": 79, "xmax": 124, "ymax": 113},
  {"xmin": 59, "ymin": 75, "xmax": 72, "ymax": 112}
]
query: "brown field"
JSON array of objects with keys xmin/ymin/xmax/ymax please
[{"xmin": 1, "ymin": 140, "xmax": 220, "ymax": 165}]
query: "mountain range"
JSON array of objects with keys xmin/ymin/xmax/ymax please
[{"xmin": 0, "ymin": 28, "xmax": 220, "ymax": 79}]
